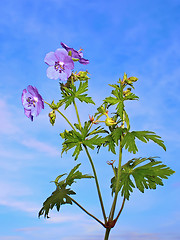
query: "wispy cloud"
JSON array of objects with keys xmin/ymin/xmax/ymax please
[
  {"xmin": 0, "ymin": 97, "xmax": 60, "ymax": 157},
  {"xmin": 0, "ymin": 181, "xmax": 39, "ymax": 214},
  {"xmin": 20, "ymin": 137, "xmax": 59, "ymax": 157},
  {"xmin": 0, "ymin": 237, "xmax": 23, "ymax": 240}
]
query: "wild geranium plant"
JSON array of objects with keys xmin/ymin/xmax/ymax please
[{"xmin": 22, "ymin": 43, "xmax": 175, "ymax": 240}]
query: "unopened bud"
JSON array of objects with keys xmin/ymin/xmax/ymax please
[
  {"xmin": 105, "ymin": 117, "xmax": 117, "ymax": 126},
  {"xmin": 123, "ymin": 88, "xmax": 131, "ymax": 97},
  {"xmin": 49, "ymin": 110, "xmax": 56, "ymax": 126},
  {"xmin": 125, "ymin": 77, "xmax": 138, "ymax": 84},
  {"xmin": 77, "ymin": 71, "xmax": 90, "ymax": 81}
]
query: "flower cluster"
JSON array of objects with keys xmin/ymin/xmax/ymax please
[
  {"xmin": 21, "ymin": 43, "xmax": 89, "ymax": 120},
  {"xmin": 44, "ymin": 42, "xmax": 89, "ymax": 81}
]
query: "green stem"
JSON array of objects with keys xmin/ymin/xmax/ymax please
[
  {"xmin": 108, "ymin": 143, "xmax": 123, "ymax": 220},
  {"xmin": 72, "ymin": 99, "xmax": 107, "ymax": 224},
  {"xmin": 73, "ymin": 100, "xmax": 82, "ymax": 129},
  {"xmin": 44, "ymin": 101, "xmax": 75, "ymax": 131},
  {"xmin": 108, "ymin": 111, "xmax": 125, "ymax": 221},
  {"xmin": 83, "ymin": 145, "xmax": 107, "ymax": 224},
  {"xmin": 104, "ymin": 228, "xmax": 111, "ymax": 240},
  {"xmin": 69, "ymin": 196, "xmax": 106, "ymax": 228},
  {"xmin": 113, "ymin": 197, "xmax": 125, "ymax": 224},
  {"xmin": 56, "ymin": 109, "xmax": 75, "ymax": 131}
]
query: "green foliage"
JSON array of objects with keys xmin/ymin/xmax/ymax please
[
  {"xmin": 61, "ymin": 81, "xmax": 95, "ymax": 109},
  {"xmin": 123, "ymin": 92, "xmax": 139, "ymax": 101},
  {"xmin": 61, "ymin": 128, "xmax": 83, "ymax": 160},
  {"xmin": 55, "ymin": 163, "xmax": 94, "ymax": 188},
  {"xmin": 38, "ymin": 187, "xmax": 75, "ymax": 218},
  {"xmin": 61, "ymin": 121, "xmax": 107, "ymax": 160},
  {"xmin": 104, "ymin": 82, "xmax": 124, "ymax": 119},
  {"xmin": 49, "ymin": 99, "xmax": 64, "ymax": 110},
  {"xmin": 111, "ymin": 157, "xmax": 175, "ymax": 200},
  {"xmin": 121, "ymin": 130, "xmax": 166, "ymax": 154},
  {"xmin": 38, "ymin": 164, "xmax": 94, "ymax": 218}
]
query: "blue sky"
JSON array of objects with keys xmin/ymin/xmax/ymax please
[{"xmin": 0, "ymin": 0, "xmax": 180, "ymax": 239}]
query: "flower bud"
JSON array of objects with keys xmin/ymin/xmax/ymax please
[
  {"xmin": 105, "ymin": 117, "xmax": 117, "ymax": 126},
  {"xmin": 125, "ymin": 77, "xmax": 138, "ymax": 84},
  {"xmin": 128, "ymin": 77, "xmax": 138, "ymax": 82},
  {"xmin": 49, "ymin": 110, "xmax": 56, "ymax": 126},
  {"xmin": 77, "ymin": 71, "xmax": 90, "ymax": 81},
  {"xmin": 123, "ymin": 88, "xmax": 131, "ymax": 97}
]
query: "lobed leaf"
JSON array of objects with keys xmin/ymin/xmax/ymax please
[
  {"xmin": 121, "ymin": 130, "xmax": 166, "ymax": 154},
  {"xmin": 38, "ymin": 187, "xmax": 76, "ymax": 218},
  {"xmin": 111, "ymin": 157, "xmax": 175, "ymax": 200}
]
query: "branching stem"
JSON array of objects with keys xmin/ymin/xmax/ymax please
[{"xmin": 69, "ymin": 196, "xmax": 106, "ymax": 228}]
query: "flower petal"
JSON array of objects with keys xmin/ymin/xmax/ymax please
[
  {"xmin": 61, "ymin": 42, "xmax": 81, "ymax": 59},
  {"xmin": 79, "ymin": 58, "xmax": 89, "ymax": 65},
  {"xmin": 55, "ymin": 48, "xmax": 68, "ymax": 62},
  {"xmin": 44, "ymin": 52, "xmax": 58, "ymax": 66},
  {"xmin": 60, "ymin": 42, "xmax": 71, "ymax": 52},
  {"xmin": 21, "ymin": 89, "xmax": 27, "ymax": 104},
  {"xmin": 47, "ymin": 66, "xmax": 60, "ymax": 80},
  {"xmin": 27, "ymin": 85, "xmax": 38, "ymax": 96},
  {"xmin": 24, "ymin": 109, "xmax": 33, "ymax": 121},
  {"xmin": 64, "ymin": 56, "xmax": 74, "ymax": 70},
  {"xmin": 37, "ymin": 93, "xmax": 44, "ymax": 109},
  {"xmin": 59, "ymin": 71, "xmax": 69, "ymax": 81}
]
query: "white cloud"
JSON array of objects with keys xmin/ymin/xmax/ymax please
[
  {"xmin": 0, "ymin": 181, "xmax": 39, "ymax": 214},
  {"xmin": 0, "ymin": 97, "xmax": 60, "ymax": 157},
  {"xmin": 20, "ymin": 137, "xmax": 59, "ymax": 157},
  {"xmin": 0, "ymin": 237, "xmax": 23, "ymax": 240},
  {"xmin": 0, "ymin": 99, "xmax": 20, "ymax": 135},
  {"xmin": 46, "ymin": 212, "xmax": 83, "ymax": 223}
]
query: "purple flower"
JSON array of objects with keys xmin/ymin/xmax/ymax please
[
  {"xmin": 21, "ymin": 85, "xmax": 44, "ymax": 121},
  {"xmin": 44, "ymin": 49, "xmax": 74, "ymax": 81},
  {"xmin": 61, "ymin": 42, "xmax": 89, "ymax": 65}
]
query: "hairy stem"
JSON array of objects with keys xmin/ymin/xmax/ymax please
[{"xmin": 69, "ymin": 196, "xmax": 106, "ymax": 228}]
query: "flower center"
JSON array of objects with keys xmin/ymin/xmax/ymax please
[
  {"xmin": 54, "ymin": 61, "xmax": 65, "ymax": 73},
  {"xmin": 26, "ymin": 96, "xmax": 38, "ymax": 107}
]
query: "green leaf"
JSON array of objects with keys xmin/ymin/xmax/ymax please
[
  {"xmin": 65, "ymin": 163, "xmax": 94, "ymax": 186},
  {"xmin": 61, "ymin": 129, "xmax": 83, "ymax": 160},
  {"xmin": 111, "ymin": 127, "xmax": 124, "ymax": 145},
  {"xmin": 124, "ymin": 92, "xmax": 139, "ymax": 101},
  {"xmin": 124, "ymin": 111, "xmax": 130, "ymax": 130},
  {"xmin": 61, "ymin": 81, "xmax": 95, "ymax": 109},
  {"xmin": 101, "ymin": 134, "xmax": 116, "ymax": 154},
  {"xmin": 111, "ymin": 157, "xmax": 175, "ymax": 200},
  {"xmin": 38, "ymin": 187, "xmax": 76, "ymax": 218},
  {"xmin": 39, "ymin": 164, "xmax": 94, "ymax": 218},
  {"xmin": 121, "ymin": 130, "xmax": 166, "ymax": 154},
  {"xmin": 104, "ymin": 82, "xmax": 124, "ymax": 119},
  {"xmin": 76, "ymin": 81, "xmax": 95, "ymax": 105},
  {"xmin": 61, "ymin": 122, "xmax": 107, "ymax": 160}
]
